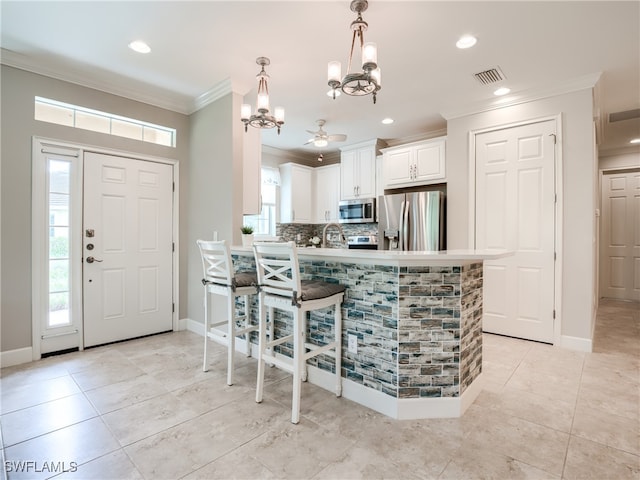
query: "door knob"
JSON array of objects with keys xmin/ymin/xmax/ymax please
[{"xmin": 86, "ymin": 256, "xmax": 103, "ymax": 263}]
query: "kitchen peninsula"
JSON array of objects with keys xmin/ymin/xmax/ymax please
[{"xmin": 231, "ymin": 246, "xmax": 509, "ymax": 419}]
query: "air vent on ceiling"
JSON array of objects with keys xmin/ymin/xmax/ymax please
[
  {"xmin": 474, "ymin": 67, "xmax": 506, "ymax": 85},
  {"xmin": 609, "ymin": 109, "xmax": 640, "ymax": 123}
]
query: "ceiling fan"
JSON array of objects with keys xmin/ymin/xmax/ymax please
[{"xmin": 304, "ymin": 119, "xmax": 347, "ymax": 148}]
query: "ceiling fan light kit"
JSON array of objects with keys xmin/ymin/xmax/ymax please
[
  {"xmin": 240, "ymin": 57, "xmax": 285, "ymax": 134},
  {"xmin": 328, "ymin": 0, "xmax": 381, "ymax": 104},
  {"xmin": 305, "ymin": 119, "xmax": 348, "ymax": 149}
]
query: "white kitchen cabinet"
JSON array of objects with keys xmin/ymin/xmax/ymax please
[
  {"xmin": 279, "ymin": 163, "xmax": 314, "ymax": 223},
  {"xmin": 243, "ymin": 126, "xmax": 262, "ymax": 214},
  {"xmin": 375, "ymin": 154, "xmax": 384, "ymax": 198},
  {"xmin": 340, "ymin": 139, "xmax": 385, "ymax": 200},
  {"xmin": 315, "ymin": 164, "xmax": 340, "ymax": 223},
  {"xmin": 382, "ymin": 136, "xmax": 446, "ymax": 188}
]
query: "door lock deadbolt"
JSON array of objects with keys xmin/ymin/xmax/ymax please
[{"xmin": 86, "ymin": 243, "xmax": 94, "ymax": 250}]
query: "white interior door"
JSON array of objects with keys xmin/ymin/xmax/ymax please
[
  {"xmin": 83, "ymin": 152, "xmax": 173, "ymax": 347},
  {"xmin": 600, "ymin": 169, "xmax": 640, "ymax": 301},
  {"xmin": 475, "ymin": 120, "xmax": 556, "ymax": 343}
]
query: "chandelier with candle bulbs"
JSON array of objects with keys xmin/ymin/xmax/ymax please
[
  {"xmin": 241, "ymin": 57, "xmax": 284, "ymax": 134},
  {"xmin": 328, "ymin": 0, "xmax": 381, "ymax": 103}
]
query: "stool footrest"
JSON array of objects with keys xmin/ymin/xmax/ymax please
[
  {"xmin": 303, "ymin": 341, "xmax": 337, "ymax": 360},
  {"xmin": 264, "ymin": 334, "xmax": 294, "ymax": 349},
  {"xmin": 209, "ymin": 320, "xmax": 228, "ymax": 329},
  {"xmin": 262, "ymin": 353, "xmax": 294, "ymax": 373},
  {"xmin": 234, "ymin": 325, "xmax": 259, "ymax": 336}
]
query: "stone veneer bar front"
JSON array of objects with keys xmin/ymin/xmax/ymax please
[{"xmin": 229, "ymin": 246, "xmax": 509, "ymax": 419}]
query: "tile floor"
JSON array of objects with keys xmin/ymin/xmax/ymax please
[{"xmin": 1, "ymin": 298, "xmax": 638, "ymax": 480}]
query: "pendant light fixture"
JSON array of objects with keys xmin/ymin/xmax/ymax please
[
  {"xmin": 241, "ymin": 57, "xmax": 285, "ymax": 134},
  {"xmin": 328, "ymin": 0, "xmax": 381, "ymax": 104}
]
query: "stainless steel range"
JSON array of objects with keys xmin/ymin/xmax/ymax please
[{"xmin": 347, "ymin": 235, "xmax": 378, "ymax": 250}]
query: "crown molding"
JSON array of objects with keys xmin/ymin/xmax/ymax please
[
  {"xmin": 383, "ymin": 128, "xmax": 448, "ymax": 148},
  {"xmin": 1, "ymin": 48, "xmax": 193, "ymax": 114},
  {"xmin": 441, "ymin": 72, "xmax": 602, "ymax": 121},
  {"xmin": 598, "ymin": 144, "xmax": 640, "ymax": 158},
  {"xmin": 191, "ymin": 78, "xmax": 241, "ymax": 114},
  {"xmin": 262, "ymin": 145, "xmax": 313, "ymax": 164}
]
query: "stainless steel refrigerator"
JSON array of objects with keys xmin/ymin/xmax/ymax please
[{"xmin": 378, "ymin": 191, "xmax": 445, "ymax": 251}]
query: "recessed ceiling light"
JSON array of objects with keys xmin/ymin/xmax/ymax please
[
  {"xmin": 456, "ymin": 35, "xmax": 477, "ymax": 49},
  {"xmin": 630, "ymin": 138, "xmax": 640, "ymax": 144},
  {"xmin": 382, "ymin": 118, "xmax": 394, "ymax": 125},
  {"xmin": 327, "ymin": 89, "xmax": 341, "ymax": 97},
  {"xmin": 128, "ymin": 40, "xmax": 151, "ymax": 54},
  {"xmin": 494, "ymin": 87, "xmax": 511, "ymax": 96}
]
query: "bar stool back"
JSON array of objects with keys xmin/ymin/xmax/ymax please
[
  {"xmin": 252, "ymin": 241, "xmax": 345, "ymax": 424},
  {"xmin": 197, "ymin": 239, "xmax": 258, "ymax": 386}
]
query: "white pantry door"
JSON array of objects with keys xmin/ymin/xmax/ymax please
[
  {"xmin": 475, "ymin": 120, "xmax": 556, "ymax": 343},
  {"xmin": 83, "ymin": 152, "xmax": 173, "ymax": 347},
  {"xmin": 600, "ymin": 169, "xmax": 640, "ymax": 301}
]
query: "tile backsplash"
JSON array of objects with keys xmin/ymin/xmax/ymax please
[{"xmin": 277, "ymin": 222, "xmax": 378, "ymax": 247}]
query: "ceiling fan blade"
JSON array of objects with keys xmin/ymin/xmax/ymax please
[
  {"xmin": 306, "ymin": 129, "xmax": 317, "ymax": 135},
  {"xmin": 303, "ymin": 139, "xmax": 314, "ymax": 145},
  {"xmin": 327, "ymin": 134, "xmax": 347, "ymax": 142}
]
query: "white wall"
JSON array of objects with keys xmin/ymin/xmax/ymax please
[
  {"xmin": 186, "ymin": 92, "xmax": 247, "ymax": 326},
  {"xmin": 446, "ymin": 88, "xmax": 596, "ymax": 344}
]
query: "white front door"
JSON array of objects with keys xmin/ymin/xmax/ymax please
[
  {"xmin": 475, "ymin": 120, "xmax": 556, "ymax": 343},
  {"xmin": 600, "ymin": 169, "xmax": 640, "ymax": 301},
  {"xmin": 83, "ymin": 152, "xmax": 173, "ymax": 347}
]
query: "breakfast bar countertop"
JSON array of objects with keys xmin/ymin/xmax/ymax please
[{"xmin": 230, "ymin": 245, "xmax": 511, "ymax": 265}]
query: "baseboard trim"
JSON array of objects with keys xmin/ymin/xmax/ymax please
[
  {"xmin": 308, "ymin": 364, "xmax": 483, "ymax": 419},
  {"xmin": 559, "ymin": 334, "xmax": 593, "ymax": 352},
  {"xmin": 0, "ymin": 347, "xmax": 34, "ymax": 368},
  {"xmin": 186, "ymin": 318, "xmax": 204, "ymax": 336}
]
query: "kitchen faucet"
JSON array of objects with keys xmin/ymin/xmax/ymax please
[{"xmin": 322, "ymin": 222, "xmax": 346, "ymax": 248}]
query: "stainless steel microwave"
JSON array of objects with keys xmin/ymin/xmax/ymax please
[{"xmin": 338, "ymin": 198, "xmax": 376, "ymax": 223}]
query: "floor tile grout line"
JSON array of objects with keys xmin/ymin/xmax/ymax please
[
  {"xmin": 0, "ymin": 388, "xmax": 86, "ymax": 418},
  {"xmin": 175, "ymin": 431, "xmax": 278, "ymax": 480}
]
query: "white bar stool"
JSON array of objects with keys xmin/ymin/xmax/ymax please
[
  {"xmin": 197, "ymin": 239, "xmax": 259, "ymax": 386},
  {"xmin": 252, "ymin": 241, "xmax": 345, "ymax": 424}
]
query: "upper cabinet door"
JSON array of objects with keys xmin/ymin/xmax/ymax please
[
  {"xmin": 356, "ymin": 147, "xmax": 376, "ymax": 198},
  {"xmin": 340, "ymin": 150, "xmax": 358, "ymax": 200},
  {"xmin": 414, "ymin": 140, "xmax": 445, "ymax": 183},
  {"xmin": 315, "ymin": 164, "xmax": 340, "ymax": 223},
  {"xmin": 382, "ymin": 137, "xmax": 446, "ymax": 189},
  {"xmin": 382, "ymin": 147, "xmax": 412, "ymax": 187},
  {"xmin": 340, "ymin": 139, "xmax": 385, "ymax": 200},
  {"xmin": 279, "ymin": 163, "xmax": 314, "ymax": 223}
]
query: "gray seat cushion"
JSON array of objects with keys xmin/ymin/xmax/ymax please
[
  {"xmin": 235, "ymin": 271, "xmax": 258, "ymax": 287},
  {"xmin": 299, "ymin": 280, "xmax": 346, "ymax": 301}
]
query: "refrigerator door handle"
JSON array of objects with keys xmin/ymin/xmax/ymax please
[
  {"xmin": 398, "ymin": 200, "xmax": 405, "ymax": 250},
  {"xmin": 402, "ymin": 199, "xmax": 410, "ymax": 251}
]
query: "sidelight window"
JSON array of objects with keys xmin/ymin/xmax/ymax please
[{"xmin": 47, "ymin": 159, "xmax": 72, "ymax": 327}]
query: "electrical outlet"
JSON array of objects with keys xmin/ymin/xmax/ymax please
[{"xmin": 348, "ymin": 334, "xmax": 358, "ymax": 354}]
